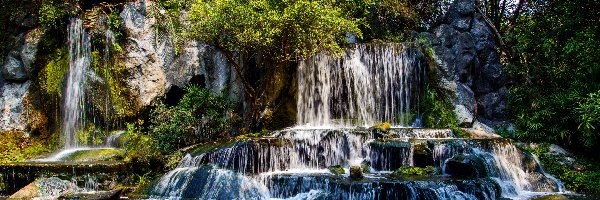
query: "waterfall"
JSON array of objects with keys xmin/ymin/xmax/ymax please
[
  {"xmin": 62, "ymin": 18, "xmax": 92, "ymax": 149},
  {"xmin": 150, "ymin": 43, "xmax": 565, "ymax": 200},
  {"xmin": 297, "ymin": 44, "xmax": 424, "ymax": 127}
]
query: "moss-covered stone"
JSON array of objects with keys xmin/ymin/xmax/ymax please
[
  {"xmin": 60, "ymin": 148, "xmax": 124, "ymax": 162},
  {"xmin": 371, "ymin": 122, "xmax": 391, "ymax": 131},
  {"xmin": 391, "ymin": 166, "xmax": 439, "ymax": 177},
  {"xmin": 328, "ymin": 165, "xmax": 345, "ymax": 175},
  {"xmin": 349, "ymin": 166, "xmax": 364, "ymax": 180}
]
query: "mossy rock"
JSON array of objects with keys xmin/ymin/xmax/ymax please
[
  {"xmin": 60, "ymin": 149, "xmax": 124, "ymax": 162},
  {"xmin": 391, "ymin": 166, "xmax": 439, "ymax": 178},
  {"xmin": 349, "ymin": 166, "xmax": 364, "ymax": 180},
  {"xmin": 328, "ymin": 165, "xmax": 345, "ymax": 175},
  {"xmin": 371, "ymin": 122, "xmax": 391, "ymax": 131}
]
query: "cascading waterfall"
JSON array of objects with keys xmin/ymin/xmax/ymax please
[
  {"xmin": 297, "ymin": 44, "xmax": 425, "ymax": 127},
  {"xmin": 62, "ymin": 18, "xmax": 92, "ymax": 149},
  {"xmin": 151, "ymin": 43, "xmax": 565, "ymax": 200}
]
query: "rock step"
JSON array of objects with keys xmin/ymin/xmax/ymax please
[{"xmin": 0, "ymin": 161, "xmax": 129, "ymax": 196}]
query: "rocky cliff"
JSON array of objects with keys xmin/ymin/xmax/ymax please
[{"xmin": 417, "ymin": 0, "xmax": 508, "ymax": 128}]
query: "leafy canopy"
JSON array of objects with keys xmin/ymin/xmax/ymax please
[{"xmin": 187, "ymin": 0, "xmax": 362, "ymax": 61}]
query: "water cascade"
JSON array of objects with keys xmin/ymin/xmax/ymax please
[
  {"xmin": 297, "ymin": 44, "xmax": 425, "ymax": 127},
  {"xmin": 150, "ymin": 43, "xmax": 565, "ymax": 199},
  {"xmin": 62, "ymin": 18, "xmax": 92, "ymax": 149}
]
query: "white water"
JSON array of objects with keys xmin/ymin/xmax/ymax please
[
  {"xmin": 297, "ymin": 44, "xmax": 424, "ymax": 127},
  {"xmin": 35, "ymin": 147, "xmax": 116, "ymax": 162},
  {"xmin": 62, "ymin": 18, "xmax": 92, "ymax": 149},
  {"xmin": 470, "ymin": 144, "xmax": 566, "ymax": 199}
]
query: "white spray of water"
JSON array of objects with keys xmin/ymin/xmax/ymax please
[
  {"xmin": 297, "ymin": 44, "xmax": 424, "ymax": 127},
  {"xmin": 62, "ymin": 18, "xmax": 92, "ymax": 149}
]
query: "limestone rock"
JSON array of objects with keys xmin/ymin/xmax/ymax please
[
  {"xmin": 120, "ymin": 0, "xmax": 244, "ymax": 110},
  {"xmin": 1, "ymin": 56, "xmax": 27, "ymax": 81},
  {"xmin": 1, "ymin": 28, "xmax": 44, "ymax": 82},
  {"xmin": 0, "ymin": 81, "xmax": 30, "ymax": 131}
]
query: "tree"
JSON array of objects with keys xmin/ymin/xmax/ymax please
[
  {"xmin": 185, "ymin": 0, "xmax": 362, "ymax": 129},
  {"xmin": 506, "ymin": 0, "xmax": 600, "ymax": 153}
]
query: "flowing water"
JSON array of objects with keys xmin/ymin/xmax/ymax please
[
  {"xmin": 62, "ymin": 18, "xmax": 92, "ymax": 149},
  {"xmin": 150, "ymin": 43, "xmax": 564, "ymax": 199},
  {"xmin": 151, "ymin": 128, "xmax": 564, "ymax": 199},
  {"xmin": 297, "ymin": 44, "xmax": 425, "ymax": 127}
]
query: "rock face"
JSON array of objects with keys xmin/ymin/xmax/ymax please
[
  {"xmin": 1, "ymin": 28, "xmax": 43, "ymax": 82},
  {"xmin": 0, "ymin": 81, "xmax": 30, "ymax": 131},
  {"xmin": 0, "ymin": 28, "xmax": 43, "ymax": 131},
  {"xmin": 120, "ymin": 0, "xmax": 244, "ymax": 111},
  {"xmin": 421, "ymin": 0, "xmax": 508, "ymax": 127}
]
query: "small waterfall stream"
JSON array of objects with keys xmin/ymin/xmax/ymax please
[{"xmin": 62, "ymin": 18, "xmax": 91, "ymax": 149}]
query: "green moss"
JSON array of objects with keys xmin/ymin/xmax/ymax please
[
  {"xmin": 349, "ymin": 166, "xmax": 364, "ymax": 180},
  {"xmin": 0, "ymin": 131, "xmax": 53, "ymax": 163},
  {"xmin": 60, "ymin": 149, "xmax": 124, "ymax": 162},
  {"xmin": 371, "ymin": 122, "xmax": 391, "ymax": 131},
  {"xmin": 39, "ymin": 48, "xmax": 68, "ymax": 95},
  {"xmin": 328, "ymin": 165, "xmax": 345, "ymax": 175},
  {"xmin": 391, "ymin": 166, "xmax": 439, "ymax": 177}
]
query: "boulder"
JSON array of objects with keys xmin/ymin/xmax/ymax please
[
  {"xmin": 426, "ymin": 0, "xmax": 507, "ymax": 127},
  {"xmin": 349, "ymin": 166, "xmax": 364, "ymax": 180},
  {"xmin": 444, "ymin": 154, "xmax": 487, "ymax": 178},
  {"xmin": 1, "ymin": 55, "xmax": 27, "ymax": 81},
  {"xmin": 0, "ymin": 81, "xmax": 31, "ymax": 131}
]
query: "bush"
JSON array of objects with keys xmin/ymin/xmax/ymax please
[
  {"xmin": 527, "ymin": 143, "xmax": 600, "ymax": 194},
  {"xmin": 149, "ymin": 85, "xmax": 235, "ymax": 153},
  {"xmin": 420, "ymin": 84, "xmax": 460, "ymax": 129}
]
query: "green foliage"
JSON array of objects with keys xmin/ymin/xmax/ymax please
[
  {"xmin": 38, "ymin": 0, "xmax": 77, "ymax": 29},
  {"xmin": 75, "ymin": 124, "xmax": 106, "ymax": 146},
  {"xmin": 527, "ymin": 143, "xmax": 600, "ymax": 193},
  {"xmin": 0, "ymin": 131, "xmax": 53, "ymax": 163},
  {"xmin": 420, "ymin": 84, "xmax": 460, "ymax": 129},
  {"xmin": 392, "ymin": 166, "xmax": 439, "ymax": 176},
  {"xmin": 150, "ymin": 85, "xmax": 234, "ymax": 153},
  {"xmin": 39, "ymin": 48, "xmax": 69, "ymax": 95},
  {"xmin": 507, "ymin": 0, "xmax": 600, "ymax": 152},
  {"xmin": 123, "ymin": 121, "xmax": 161, "ymax": 164},
  {"xmin": 187, "ymin": 0, "xmax": 362, "ymax": 61},
  {"xmin": 576, "ymin": 90, "xmax": 600, "ymax": 146},
  {"xmin": 245, "ymin": 129, "xmax": 271, "ymax": 138},
  {"xmin": 340, "ymin": 0, "xmax": 447, "ymax": 42}
]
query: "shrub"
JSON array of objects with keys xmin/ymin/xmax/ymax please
[{"xmin": 149, "ymin": 85, "xmax": 235, "ymax": 153}]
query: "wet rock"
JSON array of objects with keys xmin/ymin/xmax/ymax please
[
  {"xmin": 349, "ymin": 166, "xmax": 364, "ymax": 180},
  {"xmin": 445, "ymin": 154, "xmax": 487, "ymax": 178},
  {"xmin": 9, "ymin": 177, "xmax": 84, "ymax": 199},
  {"xmin": 60, "ymin": 189, "xmax": 122, "ymax": 200}
]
